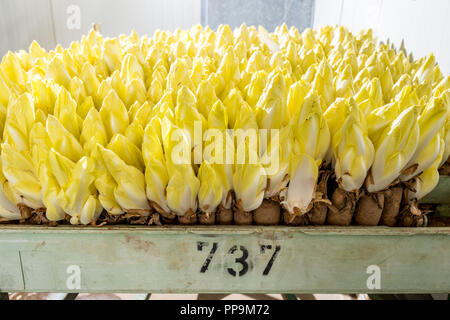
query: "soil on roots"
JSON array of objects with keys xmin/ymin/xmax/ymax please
[
  {"xmin": 216, "ymin": 206, "xmax": 233, "ymax": 225},
  {"xmin": 381, "ymin": 186, "xmax": 403, "ymax": 227},
  {"xmin": 354, "ymin": 192, "xmax": 385, "ymax": 226},
  {"xmin": 282, "ymin": 210, "xmax": 309, "ymax": 226},
  {"xmin": 327, "ymin": 188, "xmax": 357, "ymax": 226},
  {"xmin": 253, "ymin": 199, "xmax": 281, "ymax": 225},
  {"xmin": 234, "ymin": 201, "xmax": 253, "ymax": 225},
  {"xmin": 178, "ymin": 210, "xmax": 198, "ymax": 225},
  {"xmin": 439, "ymin": 161, "xmax": 450, "ymax": 175},
  {"xmin": 308, "ymin": 169, "xmax": 332, "ymax": 225},
  {"xmin": 198, "ymin": 212, "xmax": 216, "ymax": 225},
  {"xmin": 399, "ymin": 203, "xmax": 427, "ymax": 227}
]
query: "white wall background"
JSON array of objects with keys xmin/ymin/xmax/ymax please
[
  {"xmin": 1, "ymin": 0, "xmax": 449, "ymax": 76},
  {"xmin": 314, "ymin": 0, "xmax": 450, "ymax": 74},
  {"xmin": 51, "ymin": 0, "xmax": 201, "ymax": 47},
  {"xmin": 0, "ymin": 0, "xmax": 201, "ymax": 56}
]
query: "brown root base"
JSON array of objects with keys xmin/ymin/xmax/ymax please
[
  {"xmin": 198, "ymin": 212, "xmax": 216, "ymax": 225},
  {"xmin": 354, "ymin": 193, "xmax": 385, "ymax": 226},
  {"xmin": 18, "ymin": 206, "xmax": 57, "ymax": 226},
  {"xmin": 253, "ymin": 199, "xmax": 281, "ymax": 226},
  {"xmin": 23, "ymin": 212, "xmax": 57, "ymax": 226},
  {"xmin": 282, "ymin": 211, "xmax": 309, "ymax": 226},
  {"xmin": 399, "ymin": 206, "xmax": 427, "ymax": 227},
  {"xmin": 309, "ymin": 169, "xmax": 332, "ymax": 225},
  {"xmin": 178, "ymin": 213, "xmax": 198, "ymax": 225},
  {"xmin": 439, "ymin": 161, "xmax": 450, "ymax": 175},
  {"xmin": 122, "ymin": 209, "xmax": 152, "ymax": 225},
  {"xmin": 3, "ymin": 198, "xmax": 433, "ymax": 228},
  {"xmin": 0, "ymin": 218, "xmax": 18, "ymax": 224},
  {"xmin": 158, "ymin": 211, "xmax": 177, "ymax": 224},
  {"xmin": 124, "ymin": 214, "xmax": 150, "ymax": 225},
  {"xmin": 18, "ymin": 203, "xmax": 33, "ymax": 219},
  {"xmin": 234, "ymin": 209, "xmax": 253, "ymax": 225},
  {"xmin": 309, "ymin": 204, "xmax": 327, "ymax": 225},
  {"xmin": 428, "ymin": 217, "xmax": 450, "ymax": 227},
  {"xmin": 148, "ymin": 213, "xmax": 162, "ymax": 226},
  {"xmin": 216, "ymin": 206, "xmax": 233, "ymax": 225},
  {"xmin": 327, "ymin": 188, "xmax": 357, "ymax": 226},
  {"xmin": 98, "ymin": 212, "xmax": 126, "ymax": 225},
  {"xmin": 381, "ymin": 186, "xmax": 403, "ymax": 227},
  {"xmin": 90, "ymin": 211, "xmax": 160, "ymax": 226}
]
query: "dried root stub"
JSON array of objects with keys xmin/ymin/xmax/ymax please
[
  {"xmin": 216, "ymin": 205, "xmax": 233, "ymax": 225},
  {"xmin": 18, "ymin": 205, "xmax": 56, "ymax": 226},
  {"xmin": 381, "ymin": 186, "xmax": 403, "ymax": 227},
  {"xmin": 178, "ymin": 210, "xmax": 198, "ymax": 225},
  {"xmin": 148, "ymin": 212, "xmax": 162, "ymax": 226},
  {"xmin": 439, "ymin": 161, "xmax": 450, "ymax": 176},
  {"xmin": 253, "ymin": 199, "xmax": 281, "ymax": 226},
  {"xmin": 234, "ymin": 200, "xmax": 253, "ymax": 225},
  {"xmin": 308, "ymin": 170, "xmax": 332, "ymax": 225},
  {"xmin": 309, "ymin": 202, "xmax": 328, "ymax": 226},
  {"xmin": 327, "ymin": 188, "xmax": 358, "ymax": 226},
  {"xmin": 122, "ymin": 209, "xmax": 155, "ymax": 225},
  {"xmin": 399, "ymin": 201, "xmax": 427, "ymax": 227},
  {"xmin": 151, "ymin": 202, "xmax": 177, "ymax": 225},
  {"xmin": 354, "ymin": 192, "xmax": 385, "ymax": 226},
  {"xmin": 18, "ymin": 203, "xmax": 33, "ymax": 220},
  {"xmin": 97, "ymin": 212, "xmax": 126, "ymax": 225},
  {"xmin": 282, "ymin": 210, "xmax": 309, "ymax": 226},
  {"xmin": 198, "ymin": 212, "xmax": 216, "ymax": 225}
]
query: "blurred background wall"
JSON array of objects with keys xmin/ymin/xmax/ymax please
[
  {"xmin": 201, "ymin": 0, "xmax": 314, "ymax": 31},
  {"xmin": 0, "ymin": 0, "xmax": 201, "ymax": 53},
  {"xmin": 314, "ymin": 0, "xmax": 450, "ymax": 74},
  {"xmin": 0, "ymin": 0, "xmax": 449, "ymax": 73}
]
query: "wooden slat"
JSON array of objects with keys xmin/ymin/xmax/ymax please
[{"xmin": 0, "ymin": 225, "xmax": 448, "ymax": 294}]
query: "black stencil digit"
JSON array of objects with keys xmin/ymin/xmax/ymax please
[
  {"xmin": 227, "ymin": 245, "xmax": 238, "ymax": 276},
  {"xmin": 197, "ymin": 241, "xmax": 207, "ymax": 251},
  {"xmin": 260, "ymin": 244, "xmax": 272, "ymax": 254},
  {"xmin": 236, "ymin": 246, "xmax": 249, "ymax": 276},
  {"xmin": 262, "ymin": 245, "xmax": 281, "ymax": 276},
  {"xmin": 197, "ymin": 241, "xmax": 218, "ymax": 273},
  {"xmin": 227, "ymin": 245, "xmax": 249, "ymax": 277}
]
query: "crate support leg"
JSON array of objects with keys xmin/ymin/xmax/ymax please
[
  {"xmin": 47, "ymin": 293, "xmax": 79, "ymax": 300},
  {"xmin": 136, "ymin": 293, "xmax": 152, "ymax": 300},
  {"xmin": 64, "ymin": 293, "xmax": 79, "ymax": 300},
  {"xmin": 281, "ymin": 294, "xmax": 298, "ymax": 300},
  {"xmin": 0, "ymin": 293, "xmax": 9, "ymax": 300}
]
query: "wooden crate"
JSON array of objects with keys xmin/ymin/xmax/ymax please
[{"xmin": 0, "ymin": 177, "xmax": 448, "ymax": 294}]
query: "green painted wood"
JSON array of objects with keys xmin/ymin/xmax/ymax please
[
  {"xmin": 422, "ymin": 176, "xmax": 450, "ymax": 204},
  {"xmin": 0, "ymin": 293, "xmax": 8, "ymax": 300},
  {"xmin": 0, "ymin": 225, "xmax": 449, "ymax": 294},
  {"xmin": 282, "ymin": 294, "xmax": 298, "ymax": 300}
]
